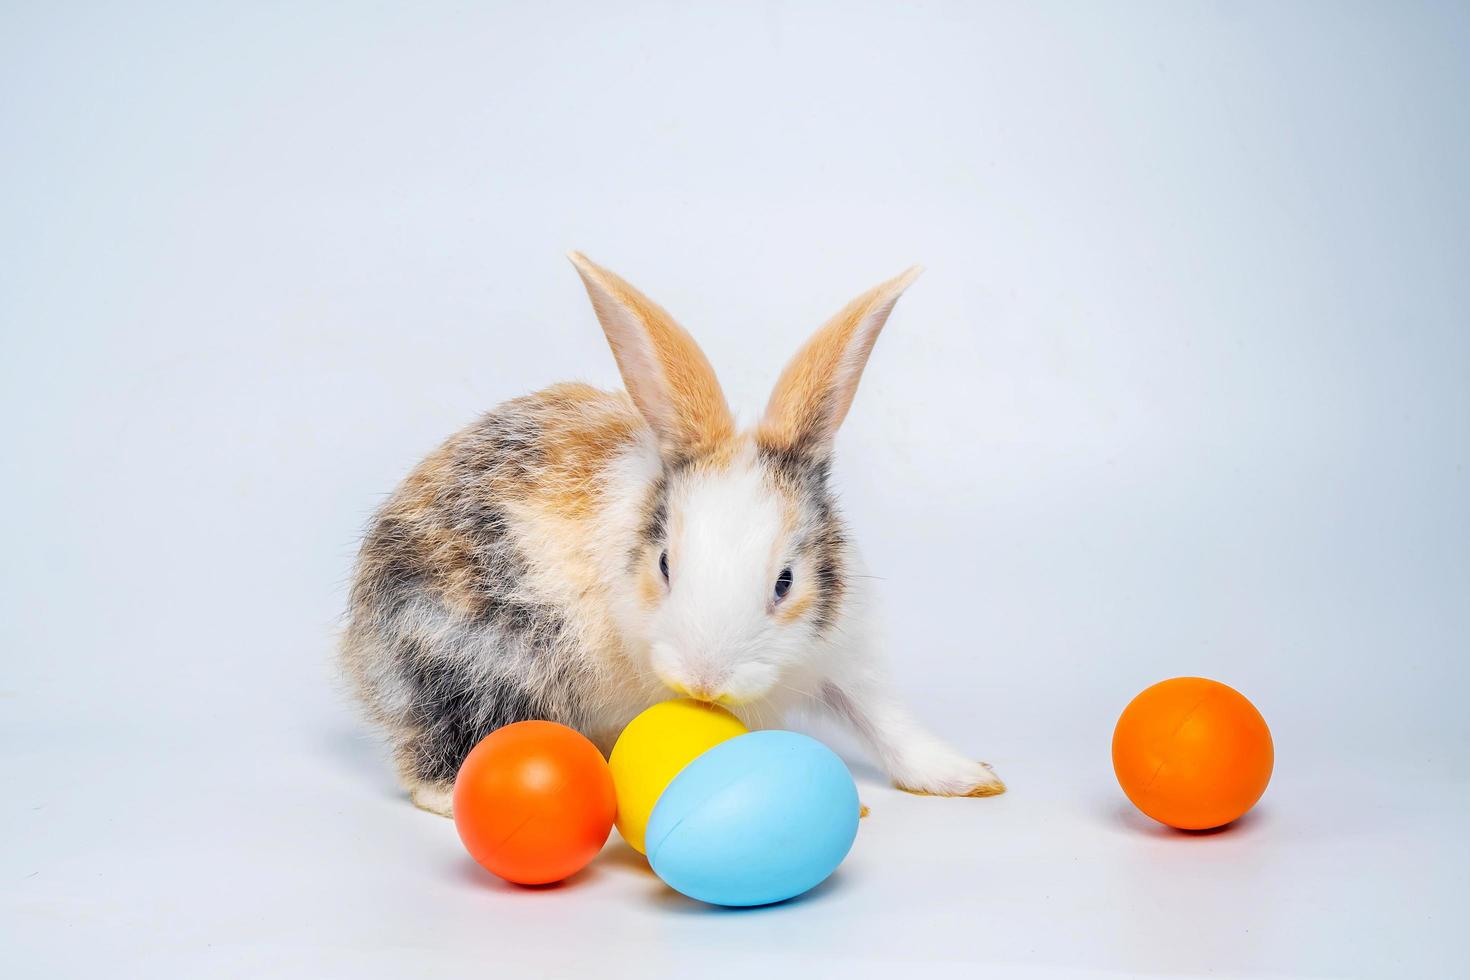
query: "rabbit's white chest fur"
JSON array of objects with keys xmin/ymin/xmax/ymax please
[{"xmin": 340, "ymin": 255, "xmax": 1004, "ymax": 815}]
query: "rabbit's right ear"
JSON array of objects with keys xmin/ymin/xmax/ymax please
[
  {"xmin": 758, "ymin": 266, "xmax": 921, "ymax": 459},
  {"xmin": 569, "ymin": 252, "xmax": 735, "ymax": 455}
]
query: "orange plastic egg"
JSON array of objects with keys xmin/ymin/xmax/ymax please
[
  {"xmin": 452, "ymin": 720, "xmax": 616, "ymax": 885},
  {"xmin": 1112, "ymin": 677, "xmax": 1274, "ymax": 831}
]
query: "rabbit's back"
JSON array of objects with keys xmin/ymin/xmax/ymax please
[{"xmin": 340, "ymin": 383, "xmax": 658, "ymax": 786}]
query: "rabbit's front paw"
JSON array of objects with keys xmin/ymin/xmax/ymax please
[{"xmin": 894, "ymin": 754, "xmax": 1006, "ymax": 798}]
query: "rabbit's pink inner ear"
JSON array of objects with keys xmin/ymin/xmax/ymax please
[
  {"xmin": 569, "ymin": 252, "xmax": 735, "ymax": 455},
  {"xmin": 757, "ymin": 266, "xmax": 922, "ymax": 455}
]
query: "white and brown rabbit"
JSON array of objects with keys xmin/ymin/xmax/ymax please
[{"xmin": 340, "ymin": 254, "xmax": 1005, "ymax": 816}]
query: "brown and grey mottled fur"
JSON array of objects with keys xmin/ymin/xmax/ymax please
[{"xmin": 341, "ymin": 385, "xmax": 660, "ymax": 799}]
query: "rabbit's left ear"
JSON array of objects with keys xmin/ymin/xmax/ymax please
[
  {"xmin": 758, "ymin": 266, "xmax": 922, "ymax": 457},
  {"xmin": 569, "ymin": 252, "xmax": 735, "ymax": 455}
]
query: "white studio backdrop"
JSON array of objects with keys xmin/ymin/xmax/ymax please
[
  {"xmin": 2, "ymin": 0, "xmax": 1466, "ymax": 853},
  {"xmin": 5, "ymin": 4, "xmax": 1469, "ymax": 977}
]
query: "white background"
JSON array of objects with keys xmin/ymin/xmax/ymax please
[{"xmin": 3, "ymin": 2, "xmax": 1466, "ymax": 977}]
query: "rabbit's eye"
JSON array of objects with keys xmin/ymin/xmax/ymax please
[
  {"xmin": 659, "ymin": 550, "xmax": 670, "ymax": 582},
  {"xmin": 774, "ymin": 567, "xmax": 794, "ymax": 601}
]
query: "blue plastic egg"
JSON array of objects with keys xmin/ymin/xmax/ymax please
[{"xmin": 645, "ymin": 730, "xmax": 860, "ymax": 907}]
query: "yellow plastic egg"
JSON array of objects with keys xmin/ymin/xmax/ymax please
[{"xmin": 608, "ymin": 699, "xmax": 747, "ymax": 854}]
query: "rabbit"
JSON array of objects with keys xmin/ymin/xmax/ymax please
[{"xmin": 339, "ymin": 253, "xmax": 1006, "ymax": 817}]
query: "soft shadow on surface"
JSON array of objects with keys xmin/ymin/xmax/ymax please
[
  {"xmin": 452, "ymin": 854, "xmax": 609, "ymax": 893},
  {"xmin": 598, "ymin": 840, "xmax": 657, "ymax": 876},
  {"xmin": 1109, "ymin": 800, "xmax": 1266, "ymax": 838},
  {"xmin": 646, "ymin": 869, "xmax": 847, "ymax": 915}
]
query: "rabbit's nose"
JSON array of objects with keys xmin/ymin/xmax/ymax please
[{"xmin": 685, "ymin": 668, "xmax": 730, "ymax": 703}]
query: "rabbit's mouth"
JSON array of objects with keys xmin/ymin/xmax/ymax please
[
  {"xmin": 657, "ymin": 674, "xmax": 728, "ymax": 705},
  {"xmin": 653, "ymin": 658, "xmax": 779, "ymax": 707}
]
